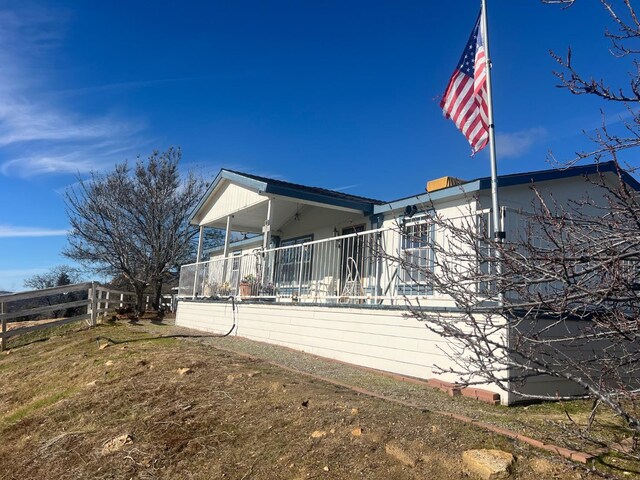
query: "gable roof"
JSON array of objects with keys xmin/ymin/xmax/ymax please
[
  {"xmin": 375, "ymin": 160, "xmax": 640, "ymax": 214},
  {"xmin": 190, "ymin": 168, "xmax": 385, "ymax": 222},
  {"xmin": 191, "ymin": 161, "xmax": 640, "ymax": 222}
]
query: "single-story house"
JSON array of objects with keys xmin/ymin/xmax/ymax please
[{"xmin": 176, "ymin": 161, "xmax": 640, "ymax": 404}]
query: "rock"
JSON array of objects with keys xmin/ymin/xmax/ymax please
[
  {"xmin": 269, "ymin": 382, "xmax": 286, "ymax": 392},
  {"xmin": 350, "ymin": 408, "xmax": 359, "ymax": 415},
  {"xmin": 385, "ymin": 442, "xmax": 417, "ymax": 467},
  {"xmin": 311, "ymin": 430, "xmax": 327, "ymax": 439},
  {"xmin": 351, "ymin": 427, "xmax": 363, "ymax": 437},
  {"xmin": 177, "ymin": 367, "xmax": 193, "ymax": 375},
  {"xmin": 86, "ymin": 380, "xmax": 98, "ymax": 387},
  {"xmin": 105, "ymin": 360, "xmax": 114, "ymax": 367},
  {"xmin": 101, "ymin": 434, "xmax": 132, "ymax": 455},
  {"xmin": 247, "ymin": 371, "xmax": 261, "ymax": 378},
  {"xmin": 323, "ymin": 466, "xmax": 329, "ymax": 472},
  {"xmin": 98, "ymin": 342, "xmax": 109, "ymax": 350},
  {"xmin": 529, "ymin": 457, "xmax": 555, "ymax": 475},
  {"xmin": 4, "ymin": 350, "xmax": 11, "ymax": 355},
  {"xmin": 462, "ymin": 449, "xmax": 514, "ymax": 480}
]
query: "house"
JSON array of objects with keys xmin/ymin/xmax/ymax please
[{"xmin": 176, "ymin": 161, "xmax": 640, "ymax": 404}]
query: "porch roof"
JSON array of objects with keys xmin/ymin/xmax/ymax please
[{"xmin": 190, "ymin": 169, "xmax": 385, "ymax": 231}]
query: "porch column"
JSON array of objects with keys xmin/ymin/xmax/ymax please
[
  {"xmin": 195, "ymin": 225, "xmax": 204, "ymax": 262},
  {"xmin": 223, "ymin": 215, "xmax": 233, "ymax": 258},
  {"xmin": 222, "ymin": 215, "xmax": 233, "ymax": 285},
  {"xmin": 262, "ymin": 198, "xmax": 273, "ymax": 286},
  {"xmin": 262, "ymin": 198, "xmax": 272, "ymax": 251}
]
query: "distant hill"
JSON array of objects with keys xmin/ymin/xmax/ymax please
[{"xmin": 0, "ymin": 291, "xmax": 12, "ymax": 295}]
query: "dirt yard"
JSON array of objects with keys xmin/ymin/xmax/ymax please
[{"xmin": 0, "ymin": 317, "xmax": 605, "ymax": 479}]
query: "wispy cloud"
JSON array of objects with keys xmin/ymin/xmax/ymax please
[
  {"xmin": 0, "ymin": 5, "xmax": 149, "ymax": 178},
  {"xmin": 496, "ymin": 127, "xmax": 548, "ymax": 158},
  {"xmin": 0, "ymin": 225, "xmax": 68, "ymax": 238},
  {"xmin": 0, "ymin": 266, "xmax": 53, "ymax": 291},
  {"xmin": 330, "ymin": 183, "xmax": 361, "ymax": 192}
]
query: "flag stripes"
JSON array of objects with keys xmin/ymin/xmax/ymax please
[{"xmin": 440, "ymin": 12, "xmax": 489, "ymax": 155}]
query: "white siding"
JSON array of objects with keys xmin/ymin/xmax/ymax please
[
  {"xmin": 176, "ymin": 301, "xmax": 507, "ymax": 401},
  {"xmin": 200, "ymin": 183, "xmax": 267, "ymax": 225}
]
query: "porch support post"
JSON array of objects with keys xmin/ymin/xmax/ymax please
[
  {"xmin": 195, "ymin": 225, "xmax": 204, "ymax": 263},
  {"xmin": 223, "ymin": 215, "xmax": 233, "ymax": 258},
  {"xmin": 222, "ymin": 215, "xmax": 233, "ymax": 285},
  {"xmin": 261, "ymin": 199, "xmax": 273, "ymax": 287},
  {"xmin": 262, "ymin": 198, "xmax": 272, "ymax": 251}
]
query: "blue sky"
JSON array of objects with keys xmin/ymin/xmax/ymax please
[{"xmin": 0, "ymin": 0, "xmax": 636, "ymax": 291}]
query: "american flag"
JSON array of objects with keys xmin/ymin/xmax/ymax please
[{"xmin": 440, "ymin": 13, "xmax": 488, "ymax": 155}]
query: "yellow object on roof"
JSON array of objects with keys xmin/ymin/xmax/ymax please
[{"xmin": 426, "ymin": 176, "xmax": 464, "ymax": 193}]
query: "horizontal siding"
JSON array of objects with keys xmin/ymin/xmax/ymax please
[{"xmin": 176, "ymin": 301, "xmax": 505, "ymax": 401}]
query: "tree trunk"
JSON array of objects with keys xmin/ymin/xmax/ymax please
[
  {"xmin": 152, "ymin": 278, "xmax": 163, "ymax": 311},
  {"xmin": 131, "ymin": 282, "xmax": 146, "ymax": 315}
]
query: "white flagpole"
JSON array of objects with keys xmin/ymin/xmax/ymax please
[{"xmin": 481, "ymin": 0, "xmax": 503, "ymax": 240}]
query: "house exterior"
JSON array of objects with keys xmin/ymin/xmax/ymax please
[{"xmin": 176, "ymin": 161, "xmax": 640, "ymax": 405}]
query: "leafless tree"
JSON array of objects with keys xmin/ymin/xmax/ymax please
[
  {"xmin": 396, "ymin": 0, "xmax": 640, "ymax": 461},
  {"xmin": 23, "ymin": 264, "xmax": 85, "ymax": 318},
  {"xmin": 64, "ymin": 148, "xmax": 205, "ymax": 313},
  {"xmin": 23, "ymin": 264, "xmax": 83, "ymax": 291},
  {"xmin": 394, "ymin": 162, "xmax": 639, "ymax": 458}
]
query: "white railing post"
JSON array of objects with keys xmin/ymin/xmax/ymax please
[
  {"xmin": 192, "ymin": 263, "xmax": 199, "ymax": 299},
  {"xmin": 297, "ymin": 245, "xmax": 304, "ymax": 298}
]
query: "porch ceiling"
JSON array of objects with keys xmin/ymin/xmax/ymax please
[{"xmin": 201, "ymin": 197, "xmax": 321, "ymax": 234}]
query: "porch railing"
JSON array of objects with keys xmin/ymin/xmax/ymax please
[
  {"xmin": 179, "ymin": 227, "xmax": 407, "ymax": 304},
  {"xmin": 178, "ymin": 208, "xmax": 526, "ymax": 305}
]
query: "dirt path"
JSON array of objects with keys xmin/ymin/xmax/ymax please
[{"xmin": 0, "ymin": 319, "xmax": 602, "ymax": 479}]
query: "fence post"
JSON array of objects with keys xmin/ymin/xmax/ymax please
[
  {"xmin": 104, "ymin": 291, "xmax": 110, "ymax": 318},
  {"xmin": 89, "ymin": 282, "xmax": 98, "ymax": 327},
  {"xmin": 1, "ymin": 302, "xmax": 5, "ymax": 352},
  {"xmin": 119, "ymin": 293, "xmax": 124, "ymax": 308}
]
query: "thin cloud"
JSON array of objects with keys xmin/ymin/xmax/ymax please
[
  {"xmin": 2, "ymin": 136, "xmax": 153, "ymax": 178},
  {"xmin": 0, "ymin": 266, "xmax": 54, "ymax": 291},
  {"xmin": 0, "ymin": 5, "xmax": 149, "ymax": 178},
  {"xmin": 0, "ymin": 225, "xmax": 68, "ymax": 238},
  {"xmin": 495, "ymin": 127, "xmax": 548, "ymax": 158},
  {"xmin": 330, "ymin": 183, "xmax": 361, "ymax": 192}
]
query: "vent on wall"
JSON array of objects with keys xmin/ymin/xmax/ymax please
[{"xmin": 426, "ymin": 176, "xmax": 464, "ymax": 193}]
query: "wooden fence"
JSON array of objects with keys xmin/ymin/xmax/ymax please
[{"xmin": 0, "ymin": 282, "xmax": 137, "ymax": 351}]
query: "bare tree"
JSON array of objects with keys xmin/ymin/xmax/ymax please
[
  {"xmin": 394, "ymin": 163, "xmax": 639, "ymax": 457},
  {"xmin": 64, "ymin": 148, "xmax": 205, "ymax": 313},
  {"xmin": 23, "ymin": 265, "xmax": 85, "ymax": 318},
  {"xmin": 397, "ymin": 0, "xmax": 640, "ymax": 461},
  {"xmin": 24, "ymin": 264, "xmax": 83, "ymax": 290}
]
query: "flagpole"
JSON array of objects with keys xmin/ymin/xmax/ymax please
[{"xmin": 481, "ymin": 0, "xmax": 503, "ymax": 240}]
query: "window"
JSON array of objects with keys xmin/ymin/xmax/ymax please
[
  {"xmin": 276, "ymin": 235, "xmax": 313, "ymax": 285},
  {"xmin": 398, "ymin": 218, "xmax": 434, "ymax": 295}
]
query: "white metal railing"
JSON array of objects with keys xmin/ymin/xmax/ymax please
[{"xmin": 179, "ymin": 226, "xmax": 438, "ymax": 304}]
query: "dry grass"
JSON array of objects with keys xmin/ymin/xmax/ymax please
[{"xmin": 0, "ymin": 317, "xmax": 617, "ymax": 479}]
